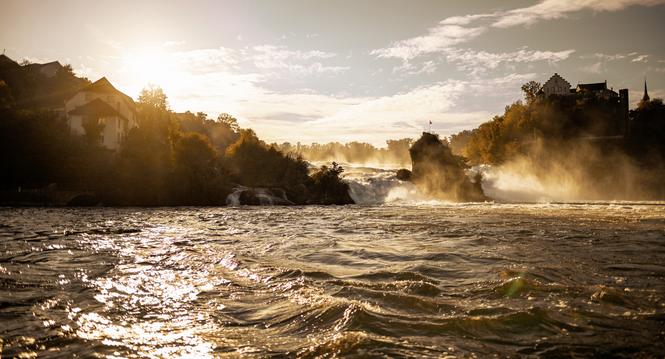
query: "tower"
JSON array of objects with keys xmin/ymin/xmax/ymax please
[{"xmin": 642, "ymin": 79, "xmax": 650, "ymax": 103}]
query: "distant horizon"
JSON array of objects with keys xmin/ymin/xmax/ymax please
[{"xmin": 2, "ymin": 0, "xmax": 664, "ymax": 146}]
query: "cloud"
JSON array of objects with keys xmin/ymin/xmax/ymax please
[
  {"xmin": 582, "ymin": 61, "xmax": 604, "ymax": 74},
  {"xmin": 439, "ymin": 13, "xmax": 496, "ymax": 25},
  {"xmin": 94, "ymin": 36, "xmax": 540, "ymax": 146},
  {"xmin": 370, "ymin": 25, "xmax": 485, "ymax": 61},
  {"xmin": 253, "ymin": 45, "xmax": 336, "ymax": 61},
  {"xmin": 252, "ymin": 73, "xmax": 537, "ymax": 145},
  {"xmin": 172, "ymin": 47, "xmax": 242, "ymax": 73},
  {"xmin": 252, "ymin": 45, "xmax": 348, "ymax": 74},
  {"xmin": 580, "ymin": 52, "xmax": 637, "ymax": 61},
  {"xmin": 162, "ymin": 40, "xmax": 186, "ymax": 48},
  {"xmin": 393, "ymin": 60, "xmax": 438, "ymax": 75},
  {"xmin": 579, "ymin": 52, "xmax": 650, "ymax": 74},
  {"xmin": 158, "ymin": 71, "xmax": 530, "ymax": 145},
  {"xmin": 493, "ymin": 0, "xmax": 665, "ymax": 28},
  {"xmin": 372, "ymin": 0, "xmax": 665, "ymax": 62},
  {"xmin": 73, "ymin": 63, "xmax": 94, "ymax": 78},
  {"xmin": 445, "ymin": 48, "xmax": 575, "ymax": 75}
]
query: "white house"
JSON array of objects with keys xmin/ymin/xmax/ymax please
[
  {"xmin": 541, "ymin": 73, "xmax": 572, "ymax": 97},
  {"xmin": 65, "ymin": 77, "xmax": 137, "ymax": 150}
]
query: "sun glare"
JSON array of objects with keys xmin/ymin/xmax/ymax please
[{"xmin": 121, "ymin": 49, "xmax": 186, "ymax": 99}]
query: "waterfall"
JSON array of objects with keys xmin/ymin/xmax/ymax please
[{"xmin": 226, "ymin": 186, "xmax": 294, "ymax": 206}]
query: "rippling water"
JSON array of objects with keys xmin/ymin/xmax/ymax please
[{"xmin": 1, "ymin": 204, "xmax": 664, "ymax": 357}]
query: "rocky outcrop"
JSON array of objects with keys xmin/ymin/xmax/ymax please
[
  {"xmin": 409, "ymin": 132, "xmax": 487, "ymax": 202},
  {"xmin": 395, "ymin": 169, "xmax": 412, "ymax": 181},
  {"xmin": 306, "ymin": 163, "xmax": 355, "ymax": 205}
]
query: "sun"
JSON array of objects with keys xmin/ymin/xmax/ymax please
[{"xmin": 121, "ymin": 48, "xmax": 186, "ymax": 97}]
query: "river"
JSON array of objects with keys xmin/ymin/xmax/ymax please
[{"xmin": 1, "ymin": 200, "xmax": 664, "ymax": 358}]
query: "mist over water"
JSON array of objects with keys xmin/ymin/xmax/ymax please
[
  {"xmin": 343, "ymin": 163, "xmax": 570, "ymax": 205},
  {"xmin": 2, "ymin": 201, "xmax": 664, "ymax": 357}
]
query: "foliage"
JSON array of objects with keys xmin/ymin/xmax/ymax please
[
  {"xmin": 276, "ymin": 138, "xmax": 413, "ymax": 167},
  {"xmin": 521, "ymin": 81, "xmax": 542, "ymax": 104},
  {"xmin": 308, "ymin": 162, "xmax": 354, "ymax": 205},
  {"xmin": 177, "ymin": 111, "xmax": 239, "ymax": 152},
  {"xmin": 444, "ymin": 83, "xmax": 665, "ymax": 199},
  {"xmin": 0, "ymin": 108, "xmax": 74, "ymax": 189},
  {"xmin": 138, "ymin": 86, "xmax": 169, "ymax": 112},
  {"xmin": 0, "ymin": 61, "xmax": 357, "ymax": 206},
  {"xmin": 217, "ymin": 113, "xmax": 241, "ymax": 133},
  {"xmin": 224, "ymin": 129, "xmax": 312, "ymax": 201},
  {"xmin": 0, "ymin": 55, "xmax": 89, "ymax": 109},
  {"xmin": 458, "ymin": 85, "xmax": 638, "ymax": 165},
  {"xmin": 170, "ymin": 132, "xmax": 229, "ymax": 205},
  {"xmin": 626, "ymin": 98, "xmax": 665, "ymax": 162}
]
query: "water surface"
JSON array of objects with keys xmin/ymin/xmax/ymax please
[{"xmin": 1, "ymin": 204, "xmax": 664, "ymax": 357}]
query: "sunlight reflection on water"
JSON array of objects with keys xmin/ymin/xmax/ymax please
[{"xmin": 1, "ymin": 204, "xmax": 664, "ymax": 357}]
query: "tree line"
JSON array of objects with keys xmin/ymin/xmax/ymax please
[
  {"xmin": 274, "ymin": 138, "xmax": 413, "ymax": 167},
  {"xmin": 0, "ymin": 78, "xmax": 352, "ymax": 205},
  {"xmin": 449, "ymin": 81, "xmax": 665, "ymax": 166}
]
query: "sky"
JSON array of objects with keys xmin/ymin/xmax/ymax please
[{"xmin": 1, "ymin": 0, "xmax": 664, "ymax": 146}]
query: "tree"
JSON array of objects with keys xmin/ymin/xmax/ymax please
[
  {"xmin": 61, "ymin": 64, "xmax": 75, "ymax": 77},
  {"xmin": 386, "ymin": 138, "xmax": 413, "ymax": 164},
  {"xmin": 308, "ymin": 162, "xmax": 354, "ymax": 204},
  {"xmin": 138, "ymin": 86, "xmax": 169, "ymax": 111},
  {"xmin": 171, "ymin": 132, "xmax": 225, "ymax": 204},
  {"xmin": 174, "ymin": 132, "xmax": 216, "ymax": 170},
  {"xmin": 521, "ymin": 81, "xmax": 542, "ymax": 104},
  {"xmin": 217, "ymin": 113, "xmax": 240, "ymax": 133}
]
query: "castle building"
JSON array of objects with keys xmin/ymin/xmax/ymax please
[
  {"xmin": 540, "ymin": 73, "xmax": 630, "ymax": 136},
  {"xmin": 65, "ymin": 77, "xmax": 137, "ymax": 150},
  {"xmin": 541, "ymin": 73, "xmax": 572, "ymax": 96},
  {"xmin": 576, "ymin": 80, "xmax": 622, "ymax": 101}
]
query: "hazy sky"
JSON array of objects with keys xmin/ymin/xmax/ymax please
[{"xmin": 2, "ymin": 0, "xmax": 664, "ymax": 145}]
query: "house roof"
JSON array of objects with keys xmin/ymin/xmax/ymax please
[
  {"xmin": 577, "ymin": 82, "xmax": 607, "ymax": 91},
  {"xmin": 544, "ymin": 73, "xmax": 571, "ymax": 88},
  {"xmin": 30, "ymin": 61, "xmax": 61, "ymax": 67},
  {"xmin": 0, "ymin": 54, "xmax": 20, "ymax": 69},
  {"xmin": 24, "ymin": 61, "xmax": 62, "ymax": 70},
  {"xmin": 76, "ymin": 77, "xmax": 136, "ymax": 112},
  {"xmin": 68, "ymin": 98, "xmax": 127, "ymax": 120},
  {"xmin": 40, "ymin": 61, "xmax": 61, "ymax": 67}
]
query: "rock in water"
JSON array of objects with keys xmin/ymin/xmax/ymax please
[
  {"xmin": 238, "ymin": 189, "xmax": 261, "ymax": 205},
  {"xmin": 395, "ymin": 169, "xmax": 412, "ymax": 181},
  {"xmin": 409, "ymin": 132, "xmax": 488, "ymax": 202}
]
